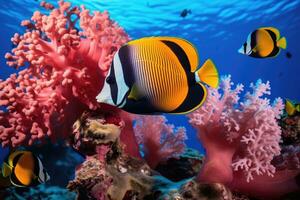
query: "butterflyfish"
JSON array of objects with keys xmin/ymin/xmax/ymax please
[
  {"xmin": 97, "ymin": 36, "xmax": 219, "ymax": 114},
  {"xmin": 285, "ymin": 99, "xmax": 300, "ymax": 116},
  {"xmin": 238, "ymin": 27, "xmax": 287, "ymax": 58},
  {"xmin": 0, "ymin": 150, "xmax": 50, "ymax": 187}
]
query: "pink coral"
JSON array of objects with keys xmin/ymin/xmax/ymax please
[
  {"xmin": 0, "ymin": 1, "xmax": 139, "ymax": 157},
  {"xmin": 187, "ymin": 76, "xmax": 300, "ymax": 198},
  {"xmin": 134, "ymin": 115, "xmax": 187, "ymax": 168}
]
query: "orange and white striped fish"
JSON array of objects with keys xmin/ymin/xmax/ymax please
[{"xmin": 96, "ymin": 37, "xmax": 219, "ymax": 114}]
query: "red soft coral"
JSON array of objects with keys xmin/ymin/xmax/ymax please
[
  {"xmin": 133, "ymin": 115, "xmax": 187, "ymax": 168},
  {"xmin": 188, "ymin": 76, "xmax": 299, "ymax": 198},
  {"xmin": 0, "ymin": 1, "xmax": 139, "ymax": 157}
]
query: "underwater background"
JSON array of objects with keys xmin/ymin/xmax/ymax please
[
  {"xmin": 1, "ymin": 0, "xmax": 300, "ymax": 152},
  {"xmin": 0, "ymin": 0, "xmax": 300, "ymax": 199}
]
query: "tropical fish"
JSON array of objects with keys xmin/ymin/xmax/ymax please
[
  {"xmin": 97, "ymin": 37, "xmax": 219, "ymax": 114},
  {"xmin": 286, "ymin": 51, "xmax": 292, "ymax": 59},
  {"xmin": 180, "ymin": 9, "xmax": 191, "ymax": 18},
  {"xmin": 285, "ymin": 99, "xmax": 300, "ymax": 116},
  {"xmin": 0, "ymin": 150, "xmax": 50, "ymax": 187},
  {"xmin": 238, "ymin": 27, "xmax": 287, "ymax": 58}
]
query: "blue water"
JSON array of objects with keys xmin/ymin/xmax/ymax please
[{"xmin": 0, "ymin": 0, "xmax": 300, "ymax": 152}]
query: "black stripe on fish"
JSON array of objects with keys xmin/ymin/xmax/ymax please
[
  {"xmin": 107, "ymin": 60, "xmax": 118, "ymax": 105},
  {"xmin": 161, "ymin": 40, "xmax": 191, "ymax": 70},
  {"xmin": 118, "ymin": 45, "xmax": 134, "ymax": 87},
  {"xmin": 249, "ymin": 30, "xmax": 260, "ymax": 57},
  {"xmin": 250, "ymin": 30, "xmax": 257, "ymax": 50},
  {"xmin": 170, "ymin": 83, "xmax": 206, "ymax": 113},
  {"xmin": 34, "ymin": 156, "xmax": 40, "ymax": 180},
  {"xmin": 265, "ymin": 29, "xmax": 280, "ymax": 57},
  {"xmin": 161, "ymin": 40, "xmax": 195, "ymax": 85},
  {"xmin": 10, "ymin": 168, "xmax": 25, "ymax": 187},
  {"xmin": 12, "ymin": 153, "xmax": 23, "ymax": 167},
  {"xmin": 122, "ymin": 97, "xmax": 159, "ymax": 114}
]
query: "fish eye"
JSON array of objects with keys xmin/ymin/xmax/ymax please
[{"xmin": 106, "ymin": 76, "xmax": 115, "ymax": 84}]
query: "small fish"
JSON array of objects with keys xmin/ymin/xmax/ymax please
[
  {"xmin": 0, "ymin": 151, "xmax": 50, "ymax": 187},
  {"xmin": 238, "ymin": 27, "xmax": 287, "ymax": 58},
  {"xmin": 97, "ymin": 37, "xmax": 219, "ymax": 114},
  {"xmin": 286, "ymin": 51, "xmax": 292, "ymax": 58},
  {"xmin": 180, "ymin": 9, "xmax": 191, "ymax": 18},
  {"xmin": 285, "ymin": 99, "xmax": 300, "ymax": 116}
]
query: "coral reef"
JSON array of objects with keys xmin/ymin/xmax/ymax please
[
  {"xmin": 134, "ymin": 115, "xmax": 187, "ymax": 168},
  {"xmin": 0, "ymin": 0, "xmax": 140, "ymax": 157},
  {"xmin": 1, "ymin": 1, "xmax": 300, "ymax": 200},
  {"xmin": 187, "ymin": 76, "xmax": 300, "ymax": 199},
  {"xmin": 68, "ymin": 112, "xmax": 154, "ymax": 200},
  {"xmin": 2, "ymin": 185, "xmax": 76, "ymax": 200},
  {"xmin": 279, "ymin": 113, "xmax": 300, "ymax": 145},
  {"xmin": 155, "ymin": 148, "xmax": 203, "ymax": 182}
]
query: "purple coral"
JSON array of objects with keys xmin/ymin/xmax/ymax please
[{"xmin": 134, "ymin": 115, "xmax": 187, "ymax": 168}]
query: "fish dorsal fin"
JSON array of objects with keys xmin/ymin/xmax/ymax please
[
  {"xmin": 261, "ymin": 27, "xmax": 280, "ymax": 39},
  {"xmin": 155, "ymin": 37, "xmax": 199, "ymax": 72},
  {"xmin": 170, "ymin": 82, "xmax": 207, "ymax": 114},
  {"xmin": 2, "ymin": 163, "xmax": 12, "ymax": 177},
  {"xmin": 133, "ymin": 37, "xmax": 199, "ymax": 72}
]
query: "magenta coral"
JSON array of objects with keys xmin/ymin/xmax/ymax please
[
  {"xmin": 187, "ymin": 76, "xmax": 300, "ymax": 198},
  {"xmin": 0, "ymin": 1, "xmax": 139, "ymax": 156},
  {"xmin": 134, "ymin": 115, "xmax": 187, "ymax": 168}
]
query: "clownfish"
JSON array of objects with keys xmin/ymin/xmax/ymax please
[
  {"xmin": 238, "ymin": 27, "xmax": 287, "ymax": 58},
  {"xmin": 96, "ymin": 37, "xmax": 219, "ymax": 114},
  {"xmin": 285, "ymin": 99, "xmax": 300, "ymax": 116},
  {"xmin": 0, "ymin": 150, "xmax": 50, "ymax": 187}
]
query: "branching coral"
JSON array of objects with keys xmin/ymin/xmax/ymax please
[
  {"xmin": 187, "ymin": 76, "xmax": 300, "ymax": 198},
  {"xmin": 134, "ymin": 115, "xmax": 187, "ymax": 168},
  {"xmin": 0, "ymin": 1, "xmax": 139, "ymax": 157}
]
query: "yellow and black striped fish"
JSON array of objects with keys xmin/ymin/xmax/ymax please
[
  {"xmin": 96, "ymin": 37, "xmax": 219, "ymax": 114},
  {"xmin": 0, "ymin": 150, "xmax": 50, "ymax": 187},
  {"xmin": 285, "ymin": 99, "xmax": 300, "ymax": 116},
  {"xmin": 238, "ymin": 27, "xmax": 287, "ymax": 58}
]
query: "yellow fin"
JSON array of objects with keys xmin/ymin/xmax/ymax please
[
  {"xmin": 196, "ymin": 59, "xmax": 219, "ymax": 88},
  {"xmin": 296, "ymin": 104, "xmax": 300, "ymax": 112},
  {"xmin": 277, "ymin": 37, "xmax": 287, "ymax": 49},
  {"xmin": 128, "ymin": 84, "xmax": 140, "ymax": 100},
  {"xmin": 286, "ymin": 99, "xmax": 296, "ymax": 116},
  {"xmin": 2, "ymin": 163, "xmax": 12, "ymax": 177}
]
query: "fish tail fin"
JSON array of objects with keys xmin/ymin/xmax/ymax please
[
  {"xmin": 296, "ymin": 104, "xmax": 300, "ymax": 112},
  {"xmin": 2, "ymin": 163, "xmax": 12, "ymax": 178},
  {"xmin": 196, "ymin": 59, "xmax": 219, "ymax": 88},
  {"xmin": 277, "ymin": 37, "xmax": 287, "ymax": 49}
]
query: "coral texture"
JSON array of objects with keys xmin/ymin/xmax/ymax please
[
  {"xmin": 187, "ymin": 76, "xmax": 300, "ymax": 198},
  {"xmin": 0, "ymin": 1, "xmax": 139, "ymax": 157},
  {"xmin": 134, "ymin": 115, "xmax": 187, "ymax": 168},
  {"xmin": 69, "ymin": 153, "xmax": 155, "ymax": 200}
]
